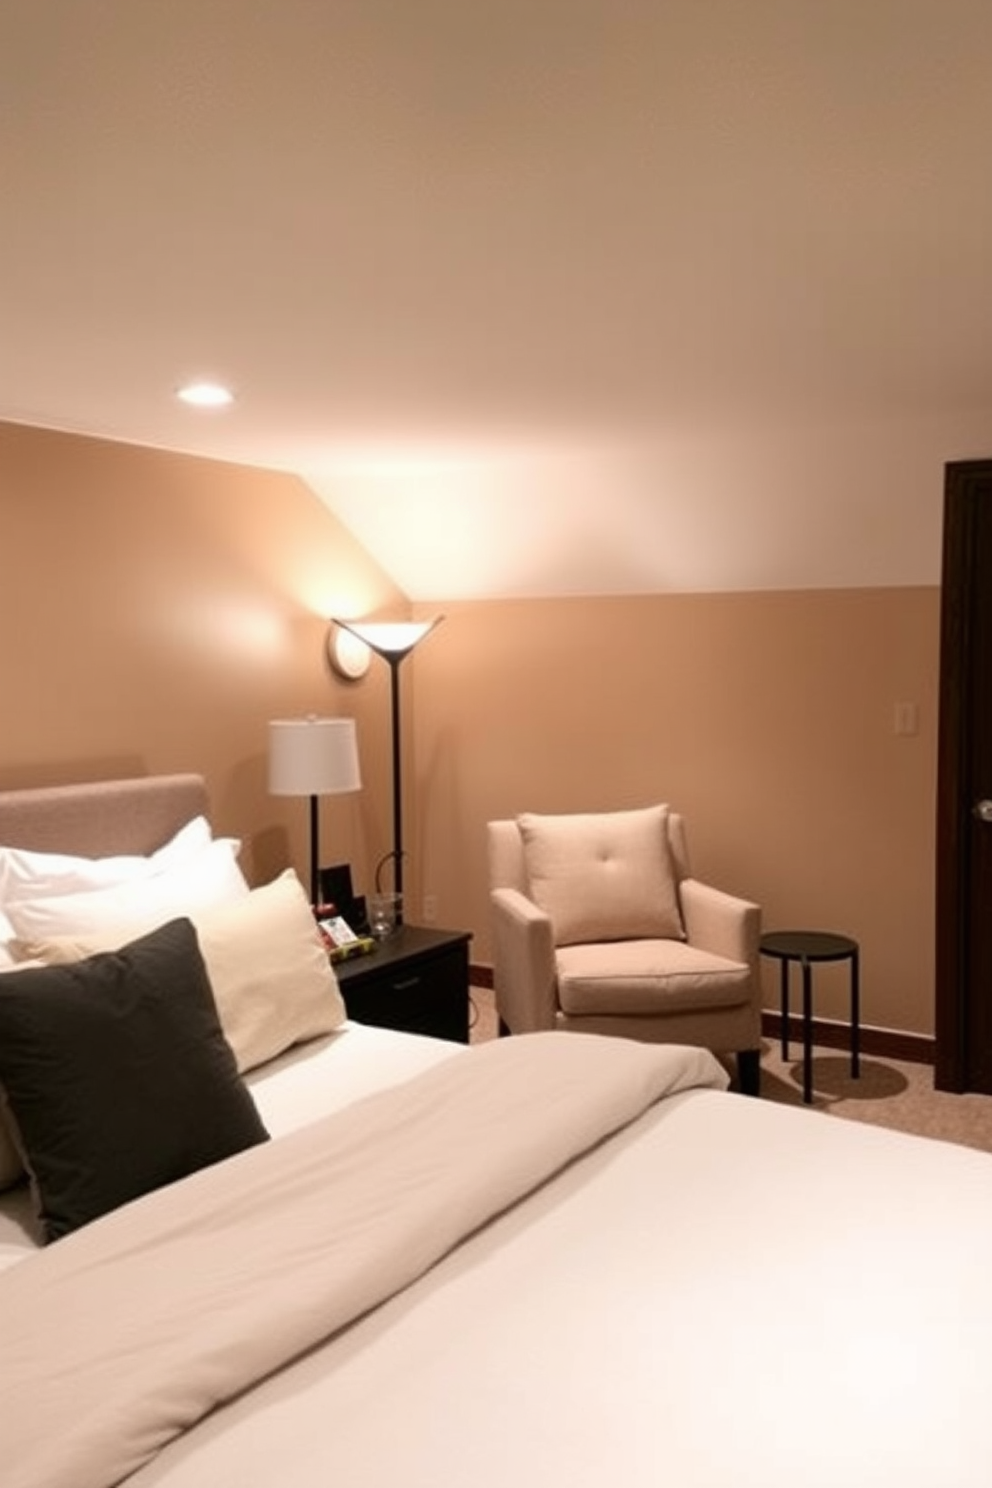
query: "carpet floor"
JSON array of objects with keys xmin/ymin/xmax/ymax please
[{"xmin": 468, "ymin": 986, "xmax": 992, "ymax": 1156}]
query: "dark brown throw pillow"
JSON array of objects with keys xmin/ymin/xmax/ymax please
[{"xmin": 0, "ymin": 917, "xmax": 268, "ymax": 1241}]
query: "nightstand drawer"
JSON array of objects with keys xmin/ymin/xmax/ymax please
[{"xmin": 335, "ymin": 927, "xmax": 471, "ymax": 1043}]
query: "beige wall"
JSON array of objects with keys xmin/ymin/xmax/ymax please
[
  {"xmin": 411, "ymin": 591, "xmax": 939, "ymax": 1038},
  {"xmin": 1, "ymin": 421, "xmax": 940, "ymax": 1039},
  {"xmin": 0, "ymin": 421, "xmax": 407, "ymax": 893}
]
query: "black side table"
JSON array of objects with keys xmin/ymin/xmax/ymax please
[
  {"xmin": 333, "ymin": 925, "xmax": 472, "ymax": 1043},
  {"xmin": 759, "ymin": 930, "xmax": 860, "ymax": 1105}
]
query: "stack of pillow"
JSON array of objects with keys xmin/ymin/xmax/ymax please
[
  {"xmin": 0, "ymin": 814, "xmax": 237, "ymax": 967},
  {"xmin": 0, "ymin": 818, "xmax": 347, "ymax": 1241}
]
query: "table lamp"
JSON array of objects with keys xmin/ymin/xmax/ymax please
[{"xmin": 268, "ymin": 716, "xmax": 362, "ymax": 908}]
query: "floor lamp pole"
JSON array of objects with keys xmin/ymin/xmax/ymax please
[{"xmin": 388, "ymin": 655, "xmax": 405, "ymax": 918}]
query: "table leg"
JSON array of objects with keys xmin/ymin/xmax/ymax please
[
  {"xmin": 780, "ymin": 960, "xmax": 790, "ymax": 1060},
  {"xmin": 850, "ymin": 948, "xmax": 860, "ymax": 1080},
  {"xmin": 802, "ymin": 957, "xmax": 813, "ymax": 1104}
]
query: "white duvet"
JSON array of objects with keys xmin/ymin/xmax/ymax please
[
  {"xmin": 134, "ymin": 1057, "xmax": 992, "ymax": 1488},
  {"xmin": 8, "ymin": 1028, "xmax": 992, "ymax": 1488},
  {"xmin": 3, "ymin": 1033, "xmax": 723, "ymax": 1488}
]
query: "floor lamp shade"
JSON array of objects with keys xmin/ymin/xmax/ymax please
[{"xmin": 268, "ymin": 717, "xmax": 362, "ymax": 906}]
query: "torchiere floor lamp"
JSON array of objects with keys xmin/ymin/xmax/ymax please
[{"xmin": 329, "ymin": 617, "xmax": 443, "ymax": 922}]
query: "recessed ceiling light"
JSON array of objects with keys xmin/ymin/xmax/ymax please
[{"xmin": 176, "ymin": 380, "xmax": 235, "ymax": 408}]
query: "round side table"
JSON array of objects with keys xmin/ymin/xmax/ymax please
[{"xmin": 759, "ymin": 930, "xmax": 860, "ymax": 1105}]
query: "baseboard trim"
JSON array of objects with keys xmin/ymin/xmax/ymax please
[
  {"xmin": 469, "ymin": 963, "xmax": 934, "ymax": 1066},
  {"xmin": 762, "ymin": 1011, "xmax": 933, "ymax": 1065}
]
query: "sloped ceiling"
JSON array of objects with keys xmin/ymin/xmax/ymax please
[{"xmin": 4, "ymin": 1, "xmax": 992, "ymax": 598}]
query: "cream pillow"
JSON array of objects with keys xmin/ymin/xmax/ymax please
[
  {"xmin": 190, "ymin": 870, "xmax": 347, "ymax": 1071},
  {"xmin": 19, "ymin": 869, "xmax": 346, "ymax": 1074},
  {"xmin": 518, "ymin": 805, "xmax": 684, "ymax": 947}
]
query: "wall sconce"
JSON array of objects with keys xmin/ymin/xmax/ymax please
[
  {"xmin": 328, "ymin": 627, "xmax": 372, "ymax": 680},
  {"xmin": 328, "ymin": 617, "xmax": 443, "ymax": 918},
  {"xmin": 268, "ymin": 716, "xmax": 362, "ymax": 908}
]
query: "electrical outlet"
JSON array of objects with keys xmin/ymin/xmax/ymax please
[
  {"xmin": 893, "ymin": 701, "xmax": 919, "ymax": 737},
  {"xmin": 422, "ymin": 894, "xmax": 438, "ymax": 924}
]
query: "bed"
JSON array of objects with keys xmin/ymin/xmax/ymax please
[{"xmin": 2, "ymin": 775, "xmax": 992, "ymax": 1488}]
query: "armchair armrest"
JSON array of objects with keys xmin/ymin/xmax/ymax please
[
  {"xmin": 490, "ymin": 887, "xmax": 558, "ymax": 1033},
  {"xmin": 679, "ymin": 878, "xmax": 761, "ymax": 968}
]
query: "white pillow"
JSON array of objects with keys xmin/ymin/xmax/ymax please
[
  {"xmin": 5, "ymin": 837, "xmax": 247, "ymax": 942},
  {"xmin": 0, "ymin": 815, "xmax": 213, "ymax": 905},
  {"xmin": 19, "ymin": 870, "xmax": 346, "ymax": 1075},
  {"xmin": 518, "ymin": 805, "xmax": 684, "ymax": 947}
]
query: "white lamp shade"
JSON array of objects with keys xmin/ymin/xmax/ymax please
[
  {"xmin": 268, "ymin": 717, "xmax": 362, "ymax": 797},
  {"xmin": 331, "ymin": 616, "xmax": 443, "ymax": 660}
]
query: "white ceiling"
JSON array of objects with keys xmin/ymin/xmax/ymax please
[{"xmin": 4, "ymin": 1, "xmax": 992, "ymax": 599}]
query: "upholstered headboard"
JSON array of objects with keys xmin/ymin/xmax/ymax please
[{"xmin": 0, "ymin": 775, "xmax": 209, "ymax": 856}]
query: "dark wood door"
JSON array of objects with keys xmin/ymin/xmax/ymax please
[{"xmin": 935, "ymin": 460, "xmax": 992, "ymax": 1092}]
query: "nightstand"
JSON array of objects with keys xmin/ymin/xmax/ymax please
[{"xmin": 333, "ymin": 925, "xmax": 472, "ymax": 1043}]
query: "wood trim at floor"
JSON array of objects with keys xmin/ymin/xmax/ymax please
[
  {"xmin": 469, "ymin": 963, "xmax": 934, "ymax": 1066},
  {"xmin": 762, "ymin": 1012, "xmax": 934, "ymax": 1066}
]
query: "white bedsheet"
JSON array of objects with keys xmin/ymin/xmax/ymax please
[
  {"xmin": 245, "ymin": 1018, "xmax": 461, "ymax": 1133},
  {"xmin": 127, "ymin": 1077, "xmax": 992, "ymax": 1488}
]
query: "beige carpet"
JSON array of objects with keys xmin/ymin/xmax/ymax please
[
  {"xmin": 757, "ymin": 1039, "xmax": 992, "ymax": 1154},
  {"xmin": 468, "ymin": 987, "xmax": 500, "ymax": 1045},
  {"xmin": 468, "ymin": 987, "xmax": 992, "ymax": 1156}
]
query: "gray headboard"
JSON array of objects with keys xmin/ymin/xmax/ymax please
[{"xmin": 0, "ymin": 775, "xmax": 209, "ymax": 856}]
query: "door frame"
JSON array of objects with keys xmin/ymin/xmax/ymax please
[{"xmin": 935, "ymin": 459, "xmax": 990, "ymax": 1090}]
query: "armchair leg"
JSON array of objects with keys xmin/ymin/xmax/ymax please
[{"xmin": 737, "ymin": 1049, "xmax": 761, "ymax": 1097}]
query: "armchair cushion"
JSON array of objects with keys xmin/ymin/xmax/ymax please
[
  {"xmin": 517, "ymin": 805, "xmax": 683, "ymax": 947},
  {"xmin": 556, "ymin": 939, "xmax": 752, "ymax": 1017}
]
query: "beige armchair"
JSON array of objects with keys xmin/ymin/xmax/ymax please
[{"xmin": 488, "ymin": 805, "xmax": 762, "ymax": 1095}]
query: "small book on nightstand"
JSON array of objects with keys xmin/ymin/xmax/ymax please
[
  {"xmin": 327, "ymin": 937, "xmax": 376, "ymax": 964},
  {"xmin": 316, "ymin": 912, "xmax": 376, "ymax": 964}
]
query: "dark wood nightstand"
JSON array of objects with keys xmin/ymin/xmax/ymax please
[{"xmin": 333, "ymin": 925, "xmax": 472, "ymax": 1043}]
